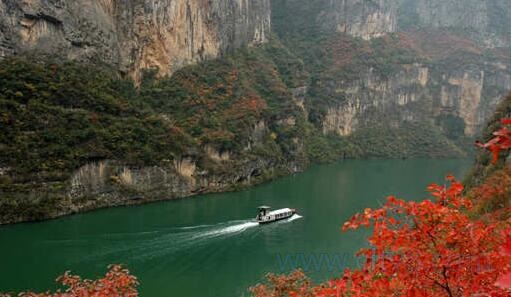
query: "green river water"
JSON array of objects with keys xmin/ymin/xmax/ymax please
[{"xmin": 0, "ymin": 159, "xmax": 472, "ymax": 296}]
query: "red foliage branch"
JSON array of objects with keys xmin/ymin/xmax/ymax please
[
  {"xmin": 476, "ymin": 118, "xmax": 511, "ymax": 164},
  {"xmin": 495, "ymin": 230, "xmax": 511, "ymax": 291},
  {"xmin": 249, "ymin": 116, "xmax": 511, "ymax": 296},
  {"xmin": 0, "ymin": 265, "xmax": 138, "ymax": 297},
  {"xmin": 252, "ymin": 177, "xmax": 511, "ymax": 297},
  {"xmin": 334, "ymin": 177, "xmax": 510, "ymax": 297}
]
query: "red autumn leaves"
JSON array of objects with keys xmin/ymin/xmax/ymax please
[
  {"xmin": 496, "ymin": 232, "xmax": 511, "ymax": 290},
  {"xmin": 330, "ymin": 178, "xmax": 510, "ymax": 297},
  {"xmin": 252, "ymin": 118, "xmax": 511, "ymax": 297},
  {"xmin": 0, "ymin": 265, "xmax": 138, "ymax": 297},
  {"xmin": 477, "ymin": 118, "xmax": 511, "ymax": 164},
  {"xmin": 252, "ymin": 177, "xmax": 511, "ymax": 297}
]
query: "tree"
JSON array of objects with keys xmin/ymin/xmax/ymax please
[
  {"xmin": 251, "ymin": 119, "xmax": 511, "ymax": 297},
  {"xmin": 476, "ymin": 118, "xmax": 511, "ymax": 164},
  {"xmin": 327, "ymin": 177, "xmax": 510, "ymax": 296},
  {"xmin": 252, "ymin": 178, "xmax": 510, "ymax": 297},
  {"xmin": 0, "ymin": 265, "xmax": 138, "ymax": 297}
]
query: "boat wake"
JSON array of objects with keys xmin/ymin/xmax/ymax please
[
  {"xmin": 77, "ymin": 215, "xmax": 302, "ymax": 263},
  {"xmin": 287, "ymin": 214, "xmax": 303, "ymax": 222},
  {"xmin": 196, "ymin": 221, "xmax": 259, "ymax": 237}
]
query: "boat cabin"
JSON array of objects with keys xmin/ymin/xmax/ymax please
[{"xmin": 257, "ymin": 206, "xmax": 296, "ymax": 224}]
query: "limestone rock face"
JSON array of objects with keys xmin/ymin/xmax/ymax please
[
  {"xmin": 0, "ymin": 0, "xmax": 271, "ymax": 80},
  {"xmin": 415, "ymin": 0, "xmax": 488, "ymax": 30},
  {"xmin": 271, "ymin": 0, "xmax": 397, "ymax": 41},
  {"xmin": 321, "ymin": 63, "xmax": 511, "ymax": 137},
  {"xmin": 400, "ymin": 0, "xmax": 511, "ymax": 46},
  {"xmin": 323, "ymin": 0, "xmax": 398, "ymax": 40}
]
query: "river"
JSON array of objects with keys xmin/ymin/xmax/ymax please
[{"xmin": 0, "ymin": 159, "xmax": 472, "ymax": 296}]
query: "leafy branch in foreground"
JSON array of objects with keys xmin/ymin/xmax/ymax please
[
  {"xmin": 0, "ymin": 265, "xmax": 138, "ymax": 297},
  {"xmin": 476, "ymin": 118, "xmax": 511, "ymax": 164},
  {"xmin": 251, "ymin": 177, "xmax": 511, "ymax": 296},
  {"xmin": 251, "ymin": 119, "xmax": 511, "ymax": 297}
]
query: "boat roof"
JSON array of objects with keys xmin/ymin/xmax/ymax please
[
  {"xmin": 258, "ymin": 205, "xmax": 271, "ymax": 210},
  {"xmin": 268, "ymin": 208, "xmax": 293, "ymax": 215}
]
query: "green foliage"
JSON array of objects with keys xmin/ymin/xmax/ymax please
[
  {"xmin": 346, "ymin": 121, "xmax": 465, "ymax": 158},
  {"xmin": 0, "ymin": 58, "xmax": 193, "ymax": 182},
  {"xmin": 138, "ymin": 41, "xmax": 305, "ymax": 153},
  {"xmin": 435, "ymin": 114, "xmax": 466, "ymax": 140}
]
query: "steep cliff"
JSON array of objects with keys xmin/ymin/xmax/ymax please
[
  {"xmin": 317, "ymin": 39, "xmax": 511, "ymax": 138},
  {"xmin": 272, "ymin": 0, "xmax": 397, "ymax": 42},
  {"xmin": 399, "ymin": 0, "xmax": 511, "ymax": 47},
  {"xmin": 319, "ymin": 0, "xmax": 397, "ymax": 40},
  {"xmin": 0, "ymin": 0, "xmax": 271, "ymax": 81}
]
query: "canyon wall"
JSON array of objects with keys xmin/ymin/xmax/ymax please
[
  {"xmin": 400, "ymin": 0, "xmax": 511, "ymax": 47},
  {"xmin": 0, "ymin": 0, "xmax": 271, "ymax": 81},
  {"xmin": 321, "ymin": 0, "xmax": 398, "ymax": 40},
  {"xmin": 321, "ymin": 63, "xmax": 511, "ymax": 137},
  {"xmin": 272, "ymin": 0, "xmax": 398, "ymax": 41}
]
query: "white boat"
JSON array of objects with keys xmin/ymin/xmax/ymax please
[{"xmin": 256, "ymin": 206, "xmax": 296, "ymax": 224}]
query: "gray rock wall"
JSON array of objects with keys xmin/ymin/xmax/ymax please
[{"xmin": 0, "ymin": 0, "xmax": 271, "ymax": 81}]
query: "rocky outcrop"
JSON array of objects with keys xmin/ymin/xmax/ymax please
[
  {"xmin": 323, "ymin": 100, "xmax": 362, "ymax": 136},
  {"xmin": 444, "ymin": 70, "xmax": 485, "ymax": 135},
  {"xmin": 0, "ymin": 0, "xmax": 271, "ymax": 81},
  {"xmin": 415, "ymin": 0, "xmax": 487, "ymax": 30},
  {"xmin": 306, "ymin": 0, "xmax": 397, "ymax": 40},
  {"xmin": 271, "ymin": 0, "xmax": 397, "ymax": 41},
  {"xmin": 0, "ymin": 152, "xmax": 302, "ymax": 224},
  {"xmin": 321, "ymin": 63, "xmax": 511, "ymax": 137},
  {"xmin": 323, "ymin": 0, "xmax": 397, "ymax": 40},
  {"xmin": 204, "ymin": 145, "xmax": 230, "ymax": 162},
  {"xmin": 400, "ymin": 0, "xmax": 511, "ymax": 47}
]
